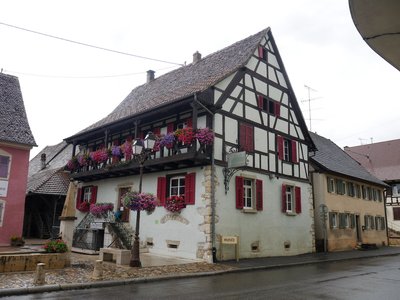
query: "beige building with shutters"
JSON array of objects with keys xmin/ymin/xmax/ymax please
[{"xmin": 310, "ymin": 132, "xmax": 388, "ymax": 252}]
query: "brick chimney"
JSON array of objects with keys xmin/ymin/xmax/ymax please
[
  {"xmin": 147, "ymin": 70, "xmax": 155, "ymax": 83},
  {"xmin": 193, "ymin": 51, "xmax": 202, "ymax": 64},
  {"xmin": 40, "ymin": 153, "xmax": 46, "ymax": 170}
]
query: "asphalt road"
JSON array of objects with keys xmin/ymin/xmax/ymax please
[{"xmin": 5, "ymin": 255, "xmax": 400, "ymax": 300}]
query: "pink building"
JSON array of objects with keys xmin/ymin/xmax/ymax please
[{"xmin": 0, "ymin": 73, "xmax": 36, "ymax": 246}]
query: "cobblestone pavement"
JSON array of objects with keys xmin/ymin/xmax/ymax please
[{"xmin": 0, "ymin": 253, "xmax": 235, "ymax": 289}]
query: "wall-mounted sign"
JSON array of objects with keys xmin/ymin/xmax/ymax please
[
  {"xmin": 220, "ymin": 235, "xmax": 240, "ymax": 261},
  {"xmin": 0, "ymin": 180, "xmax": 8, "ymax": 197},
  {"xmin": 227, "ymin": 151, "xmax": 248, "ymax": 168}
]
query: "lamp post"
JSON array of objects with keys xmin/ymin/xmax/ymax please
[{"xmin": 130, "ymin": 132, "xmax": 156, "ymax": 267}]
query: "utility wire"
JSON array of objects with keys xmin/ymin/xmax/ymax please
[
  {"xmin": 0, "ymin": 21, "xmax": 184, "ymax": 66},
  {"xmin": 4, "ymin": 65, "xmax": 178, "ymax": 79}
]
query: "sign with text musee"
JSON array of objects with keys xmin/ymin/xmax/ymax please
[{"xmin": 0, "ymin": 180, "xmax": 9, "ymax": 197}]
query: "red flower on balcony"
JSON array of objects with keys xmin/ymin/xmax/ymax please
[{"xmin": 90, "ymin": 148, "xmax": 109, "ymax": 164}]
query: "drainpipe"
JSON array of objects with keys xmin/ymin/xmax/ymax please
[{"xmin": 194, "ymin": 93, "xmax": 216, "ymax": 262}]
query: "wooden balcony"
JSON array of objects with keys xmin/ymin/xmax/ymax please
[{"xmin": 70, "ymin": 142, "xmax": 212, "ymax": 182}]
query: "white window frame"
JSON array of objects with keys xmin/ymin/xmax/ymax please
[
  {"xmin": 0, "ymin": 200, "xmax": 5, "ymax": 227},
  {"xmin": 330, "ymin": 212, "xmax": 338, "ymax": 229},
  {"xmin": 169, "ymin": 175, "xmax": 185, "ymax": 197},
  {"xmin": 243, "ymin": 178, "xmax": 254, "ymax": 209},
  {"xmin": 283, "ymin": 139, "xmax": 290, "ymax": 162},
  {"xmin": 327, "ymin": 177, "xmax": 335, "ymax": 193},
  {"xmin": 83, "ymin": 186, "xmax": 92, "ymax": 202},
  {"xmin": 285, "ymin": 185, "xmax": 294, "ymax": 213}
]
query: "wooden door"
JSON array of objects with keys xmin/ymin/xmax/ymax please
[{"xmin": 118, "ymin": 187, "xmax": 131, "ymax": 222}]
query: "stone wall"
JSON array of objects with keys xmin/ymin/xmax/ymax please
[{"xmin": 0, "ymin": 252, "xmax": 70, "ymax": 273}]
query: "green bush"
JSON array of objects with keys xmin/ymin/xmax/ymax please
[{"xmin": 43, "ymin": 239, "xmax": 68, "ymax": 253}]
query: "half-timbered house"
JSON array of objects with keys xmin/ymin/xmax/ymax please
[{"xmin": 64, "ymin": 28, "xmax": 316, "ymax": 261}]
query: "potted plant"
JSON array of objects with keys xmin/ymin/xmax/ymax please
[
  {"xmin": 77, "ymin": 201, "xmax": 90, "ymax": 213},
  {"xmin": 90, "ymin": 202, "xmax": 114, "ymax": 217},
  {"xmin": 10, "ymin": 236, "xmax": 25, "ymax": 247},
  {"xmin": 43, "ymin": 239, "xmax": 68, "ymax": 253},
  {"xmin": 66, "ymin": 156, "xmax": 78, "ymax": 171},
  {"xmin": 120, "ymin": 140, "xmax": 133, "ymax": 160},
  {"xmin": 175, "ymin": 127, "xmax": 195, "ymax": 145},
  {"xmin": 90, "ymin": 148, "xmax": 109, "ymax": 165},
  {"xmin": 122, "ymin": 191, "xmax": 157, "ymax": 214},
  {"xmin": 159, "ymin": 133, "xmax": 175, "ymax": 149},
  {"xmin": 165, "ymin": 195, "xmax": 186, "ymax": 213},
  {"xmin": 77, "ymin": 153, "xmax": 90, "ymax": 168},
  {"xmin": 195, "ymin": 128, "xmax": 214, "ymax": 145}
]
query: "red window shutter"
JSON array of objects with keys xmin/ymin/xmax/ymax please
[
  {"xmin": 113, "ymin": 140, "xmax": 119, "ymax": 146},
  {"xmin": 153, "ymin": 127, "xmax": 160, "ymax": 135},
  {"xmin": 281, "ymin": 184, "xmax": 287, "ymax": 213},
  {"xmin": 239, "ymin": 123, "xmax": 246, "ymax": 151},
  {"xmin": 167, "ymin": 123, "xmax": 174, "ymax": 133},
  {"xmin": 90, "ymin": 186, "xmax": 98, "ymax": 204},
  {"xmin": 295, "ymin": 186, "xmax": 302, "ymax": 213},
  {"xmin": 184, "ymin": 173, "xmax": 196, "ymax": 205},
  {"xmin": 235, "ymin": 176, "xmax": 244, "ymax": 209},
  {"xmin": 275, "ymin": 102, "xmax": 281, "ymax": 117},
  {"xmin": 186, "ymin": 118, "xmax": 193, "ymax": 128},
  {"xmin": 258, "ymin": 45, "xmax": 264, "ymax": 59},
  {"xmin": 76, "ymin": 188, "xmax": 83, "ymax": 209},
  {"xmin": 291, "ymin": 140, "xmax": 298, "ymax": 163},
  {"xmin": 246, "ymin": 125, "xmax": 254, "ymax": 152},
  {"xmin": 257, "ymin": 95, "xmax": 264, "ymax": 109},
  {"xmin": 256, "ymin": 179, "xmax": 263, "ymax": 211},
  {"xmin": 278, "ymin": 136, "xmax": 284, "ymax": 160},
  {"xmin": 157, "ymin": 177, "xmax": 167, "ymax": 206}
]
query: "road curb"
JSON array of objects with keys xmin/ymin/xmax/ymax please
[{"xmin": 1, "ymin": 250, "xmax": 399, "ymax": 297}]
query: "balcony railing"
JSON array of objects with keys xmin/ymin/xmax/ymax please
[{"xmin": 68, "ymin": 141, "xmax": 212, "ymax": 182}]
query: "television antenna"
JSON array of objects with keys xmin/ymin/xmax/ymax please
[{"xmin": 301, "ymin": 85, "xmax": 322, "ymax": 131}]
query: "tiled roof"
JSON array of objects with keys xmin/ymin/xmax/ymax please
[
  {"xmin": 0, "ymin": 73, "xmax": 36, "ymax": 146},
  {"xmin": 76, "ymin": 28, "xmax": 269, "ymax": 136},
  {"xmin": 27, "ymin": 141, "xmax": 72, "ymax": 195},
  {"xmin": 344, "ymin": 139, "xmax": 400, "ymax": 181},
  {"xmin": 309, "ymin": 132, "xmax": 386, "ymax": 186}
]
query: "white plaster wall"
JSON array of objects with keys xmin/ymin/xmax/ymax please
[
  {"xmin": 254, "ymin": 127, "xmax": 267, "ymax": 153},
  {"xmin": 224, "ymin": 117, "xmax": 238, "ymax": 144},
  {"xmin": 245, "ymin": 106, "xmax": 261, "ymax": 124},
  {"xmin": 214, "ymin": 73, "xmax": 236, "ymax": 98},
  {"xmin": 214, "ymin": 113, "xmax": 223, "ymax": 135},
  {"xmin": 215, "ymin": 165, "xmax": 314, "ymax": 259}
]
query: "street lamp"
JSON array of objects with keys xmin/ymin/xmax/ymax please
[{"xmin": 130, "ymin": 132, "xmax": 156, "ymax": 267}]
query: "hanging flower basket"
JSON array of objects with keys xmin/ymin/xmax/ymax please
[
  {"xmin": 122, "ymin": 191, "xmax": 157, "ymax": 214},
  {"xmin": 175, "ymin": 127, "xmax": 195, "ymax": 145},
  {"xmin": 195, "ymin": 128, "xmax": 214, "ymax": 145},
  {"xmin": 66, "ymin": 156, "xmax": 78, "ymax": 171},
  {"xmin": 165, "ymin": 195, "xmax": 186, "ymax": 213},
  {"xmin": 90, "ymin": 202, "xmax": 114, "ymax": 217},
  {"xmin": 111, "ymin": 145, "xmax": 122, "ymax": 157},
  {"xmin": 120, "ymin": 141, "xmax": 133, "ymax": 159},
  {"xmin": 77, "ymin": 153, "xmax": 90, "ymax": 167},
  {"xmin": 90, "ymin": 148, "xmax": 109, "ymax": 164},
  {"xmin": 159, "ymin": 133, "xmax": 175, "ymax": 149}
]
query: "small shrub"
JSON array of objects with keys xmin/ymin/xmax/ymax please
[{"xmin": 43, "ymin": 239, "xmax": 68, "ymax": 253}]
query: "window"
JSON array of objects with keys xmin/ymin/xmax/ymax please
[
  {"xmin": 0, "ymin": 200, "xmax": 4, "ymax": 227},
  {"xmin": 0, "ymin": 155, "xmax": 10, "ymax": 179},
  {"xmin": 364, "ymin": 215, "xmax": 375, "ymax": 230},
  {"xmin": 327, "ymin": 177, "xmax": 335, "ymax": 193},
  {"xmin": 257, "ymin": 95, "xmax": 280, "ymax": 117},
  {"xmin": 235, "ymin": 176, "xmax": 263, "ymax": 211},
  {"xmin": 393, "ymin": 207, "xmax": 400, "ymax": 220},
  {"xmin": 347, "ymin": 182, "xmax": 355, "ymax": 197},
  {"xmin": 169, "ymin": 176, "xmax": 185, "ymax": 196},
  {"xmin": 375, "ymin": 216, "xmax": 386, "ymax": 230},
  {"xmin": 372, "ymin": 189, "xmax": 378, "ymax": 201},
  {"xmin": 278, "ymin": 136, "xmax": 298, "ymax": 163},
  {"xmin": 76, "ymin": 185, "xmax": 98, "ymax": 210},
  {"xmin": 281, "ymin": 184, "xmax": 301, "ymax": 214},
  {"xmin": 377, "ymin": 190, "xmax": 382, "ymax": 202},
  {"xmin": 239, "ymin": 123, "xmax": 254, "ymax": 152},
  {"xmin": 329, "ymin": 212, "xmax": 338, "ymax": 229},
  {"xmin": 258, "ymin": 45, "xmax": 267, "ymax": 60},
  {"xmin": 339, "ymin": 213, "xmax": 350, "ymax": 229},
  {"xmin": 367, "ymin": 187, "xmax": 372, "ymax": 200},
  {"xmin": 157, "ymin": 173, "xmax": 196, "ymax": 206},
  {"xmin": 362, "ymin": 185, "xmax": 367, "ymax": 199},
  {"xmin": 335, "ymin": 179, "xmax": 346, "ymax": 195},
  {"xmin": 355, "ymin": 184, "xmax": 361, "ymax": 198}
]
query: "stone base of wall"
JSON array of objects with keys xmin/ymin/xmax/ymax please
[{"xmin": 0, "ymin": 252, "xmax": 70, "ymax": 273}]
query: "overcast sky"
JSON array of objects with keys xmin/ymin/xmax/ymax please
[{"xmin": 1, "ymin": 0, "xmax": 399, "ymax": 159}]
